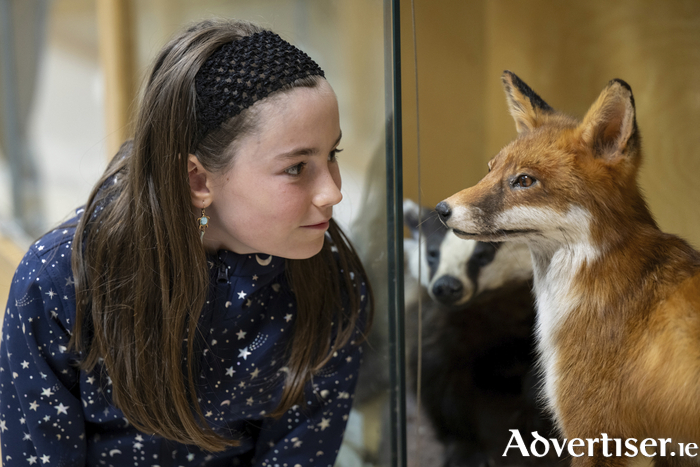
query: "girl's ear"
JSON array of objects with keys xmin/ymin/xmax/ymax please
[{"xmin": 188, "ymin": 154, "xmax": 212, "ymax": 208}]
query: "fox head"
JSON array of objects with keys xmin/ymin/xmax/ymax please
[{"xmin": 438, "ymin": 71, "xmax": 655, "ymax": 251}]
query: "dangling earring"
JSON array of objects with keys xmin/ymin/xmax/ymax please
[{"xmin": 197, "ymin": 206, "xmax": 210, "ymax": 242}]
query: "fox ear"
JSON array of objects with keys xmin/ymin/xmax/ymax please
[
  {"xmin": 501, "ymin": 71, "xmax": 554, "ymax": 134},
  {"xmin": 579, "ymin": 79, "xmax": 639, "ymax": 163}
]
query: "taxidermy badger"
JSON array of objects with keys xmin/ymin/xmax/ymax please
[{"xmin": 403, "ymin": 199, "xmax": 559, "ymax": 467}]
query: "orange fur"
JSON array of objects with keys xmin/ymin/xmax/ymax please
[{"xmin": 438, "ymin": 71, "xmax": 700, "ymax": 467}]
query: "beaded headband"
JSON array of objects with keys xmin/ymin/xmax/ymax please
[{"xmin": 194, "ymin": 30, "xmax": 325, "ymax": 147}]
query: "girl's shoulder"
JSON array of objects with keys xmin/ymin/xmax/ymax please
[
  {"xmin": 19, "ymin": 221, "xmax": 77, "ymax": 275},
  {"xmin": 8, "ymin": 216, "xmax": 80, "ymax": 326}
]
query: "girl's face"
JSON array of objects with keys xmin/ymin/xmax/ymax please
[{"xmin": 197, "ymin": 79, "xmax": 343, "ymax": 259}]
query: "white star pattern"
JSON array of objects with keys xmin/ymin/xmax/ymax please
[
  {"xmin": 238, "ymin": 347, "xmax": 251, "ymax": 360},
  {"xmin": 1, "ymin": 233, "xmax": 367, "ymax": 465}
]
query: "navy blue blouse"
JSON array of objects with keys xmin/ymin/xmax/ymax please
[{"xmin": 0, "ymin": 221, "xmax": 368, "ymax": 466}]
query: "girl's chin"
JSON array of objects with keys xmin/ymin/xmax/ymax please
[{"xmin": 280, "ymin": 238, "xmax": 326, "ymax": 260}]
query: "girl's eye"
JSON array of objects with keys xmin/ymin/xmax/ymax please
[
  {"xmin": 513, "ymin": 174, "xmax": 536, "ymax": 188},
  {"xmin": 285, "ymin": 148, "xmax": 343, "ymax": 176},
  {"xmin": 285, "ymin": 162, "xmax": 306, "ymax": 176},
  {"xmin": 329, "ymin": 148, "xmax": 344, "ymax": 163}
]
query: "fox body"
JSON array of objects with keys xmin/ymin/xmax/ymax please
[{"xmin": 437, "ymin": 72, "xmax": 700, "ymax": 466}]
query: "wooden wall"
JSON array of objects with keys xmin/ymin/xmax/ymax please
[{"xmin": 401, "ymin": 0, "xmax": 700, "ymax": 248}]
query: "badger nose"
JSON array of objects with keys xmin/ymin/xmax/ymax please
[
  {"xmin": 435, "ymin": 201, "xmax": 452, "ymax": 220},
  {"xmin": 432, "ymin": 276, "xmax": 464, "ymax": 305}
]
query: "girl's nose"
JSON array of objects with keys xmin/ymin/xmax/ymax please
[{"xmin": 314, "ymin": 165, "xmax": 343, "ymax": 208}]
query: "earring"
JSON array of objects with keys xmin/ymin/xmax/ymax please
[{"xmin": 197, "ymin": 207, "xmax": 210, "ymax": 242}]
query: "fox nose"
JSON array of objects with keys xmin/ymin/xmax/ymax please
[{"xmin": 435, "ymin": 201, "xmax": 451, "ymax": 220}]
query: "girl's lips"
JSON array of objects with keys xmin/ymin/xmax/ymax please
[{"xmin": 302, "ymin": 221, "xmax": 330, "ymax": 229}]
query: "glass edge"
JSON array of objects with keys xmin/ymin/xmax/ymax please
[{"xmin": 383, "ymin": 0, "xmax": 406, "ymax": 466}]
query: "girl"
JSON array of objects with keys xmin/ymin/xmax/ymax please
[{"xmin": 0, "ymin": 18, "xmax": 373, "ymax": 466}]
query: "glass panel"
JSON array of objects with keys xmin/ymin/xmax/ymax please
[
  {"xmin": 129, "ymin": 3, "xmax": 405, "ymax": 466},
  {"xmin": 383, "ymin": 1, "xmax": 408, "ymax": 467},
  {"xmin": 402, "ymin": 2, "xmax": 700, "ymax": 467}
]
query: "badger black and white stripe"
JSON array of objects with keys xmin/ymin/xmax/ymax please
[
  {"xmin": 403, "ymin": 199, "xmax": 558, "ymax": 467},
  {"xmin": 404, "ymin": 199, "xmax": 533, "ymax": 307}
]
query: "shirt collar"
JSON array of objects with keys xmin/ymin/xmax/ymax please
[{"xmin": 208, "ymin": 249, "xmax": 285, "ymax": 282}]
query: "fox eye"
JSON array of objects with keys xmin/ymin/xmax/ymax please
[{"xmin": 512, "ymin": 174, "xmax": 536, "ymax": 188}]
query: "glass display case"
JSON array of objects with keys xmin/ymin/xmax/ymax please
[{"xmin": 3, "ymin": 2, "xmax": 700, "ymax": 467}]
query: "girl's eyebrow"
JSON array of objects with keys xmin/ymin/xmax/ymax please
[{"xmin": 275, "ymin": 131, "xmax": 343, "ymax": 160}]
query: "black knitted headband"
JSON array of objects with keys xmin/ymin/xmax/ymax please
[{"xmin": 194, "ymin": 30, "xmax": 325, "ymax": 147}]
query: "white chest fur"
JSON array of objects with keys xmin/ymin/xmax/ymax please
[{"xmin": 527, "ymin": 207, "xmax": 601, "ymax": 426}]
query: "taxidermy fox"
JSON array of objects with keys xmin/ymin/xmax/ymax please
[{"xmin": 436, "ymin": 71, "xmax": 700, "ymax": 466}]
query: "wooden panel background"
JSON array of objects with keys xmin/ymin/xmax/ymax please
[{"xmin": 401, "ymin": 0, "xmax": 700, "ymax": 249}]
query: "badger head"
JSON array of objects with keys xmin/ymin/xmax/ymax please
[{"xmin": 404, "ymin": 199, "xmax": 533, "ymax": 308}]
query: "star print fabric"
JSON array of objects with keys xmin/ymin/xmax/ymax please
[{"xmin": 1, "ymin": 223, "xmax": 368, "ymax": 466}]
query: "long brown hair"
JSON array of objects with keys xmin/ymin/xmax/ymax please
[{"xmin": 70, "ymin": 19, "xmax": 373, "ymax": 452}]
